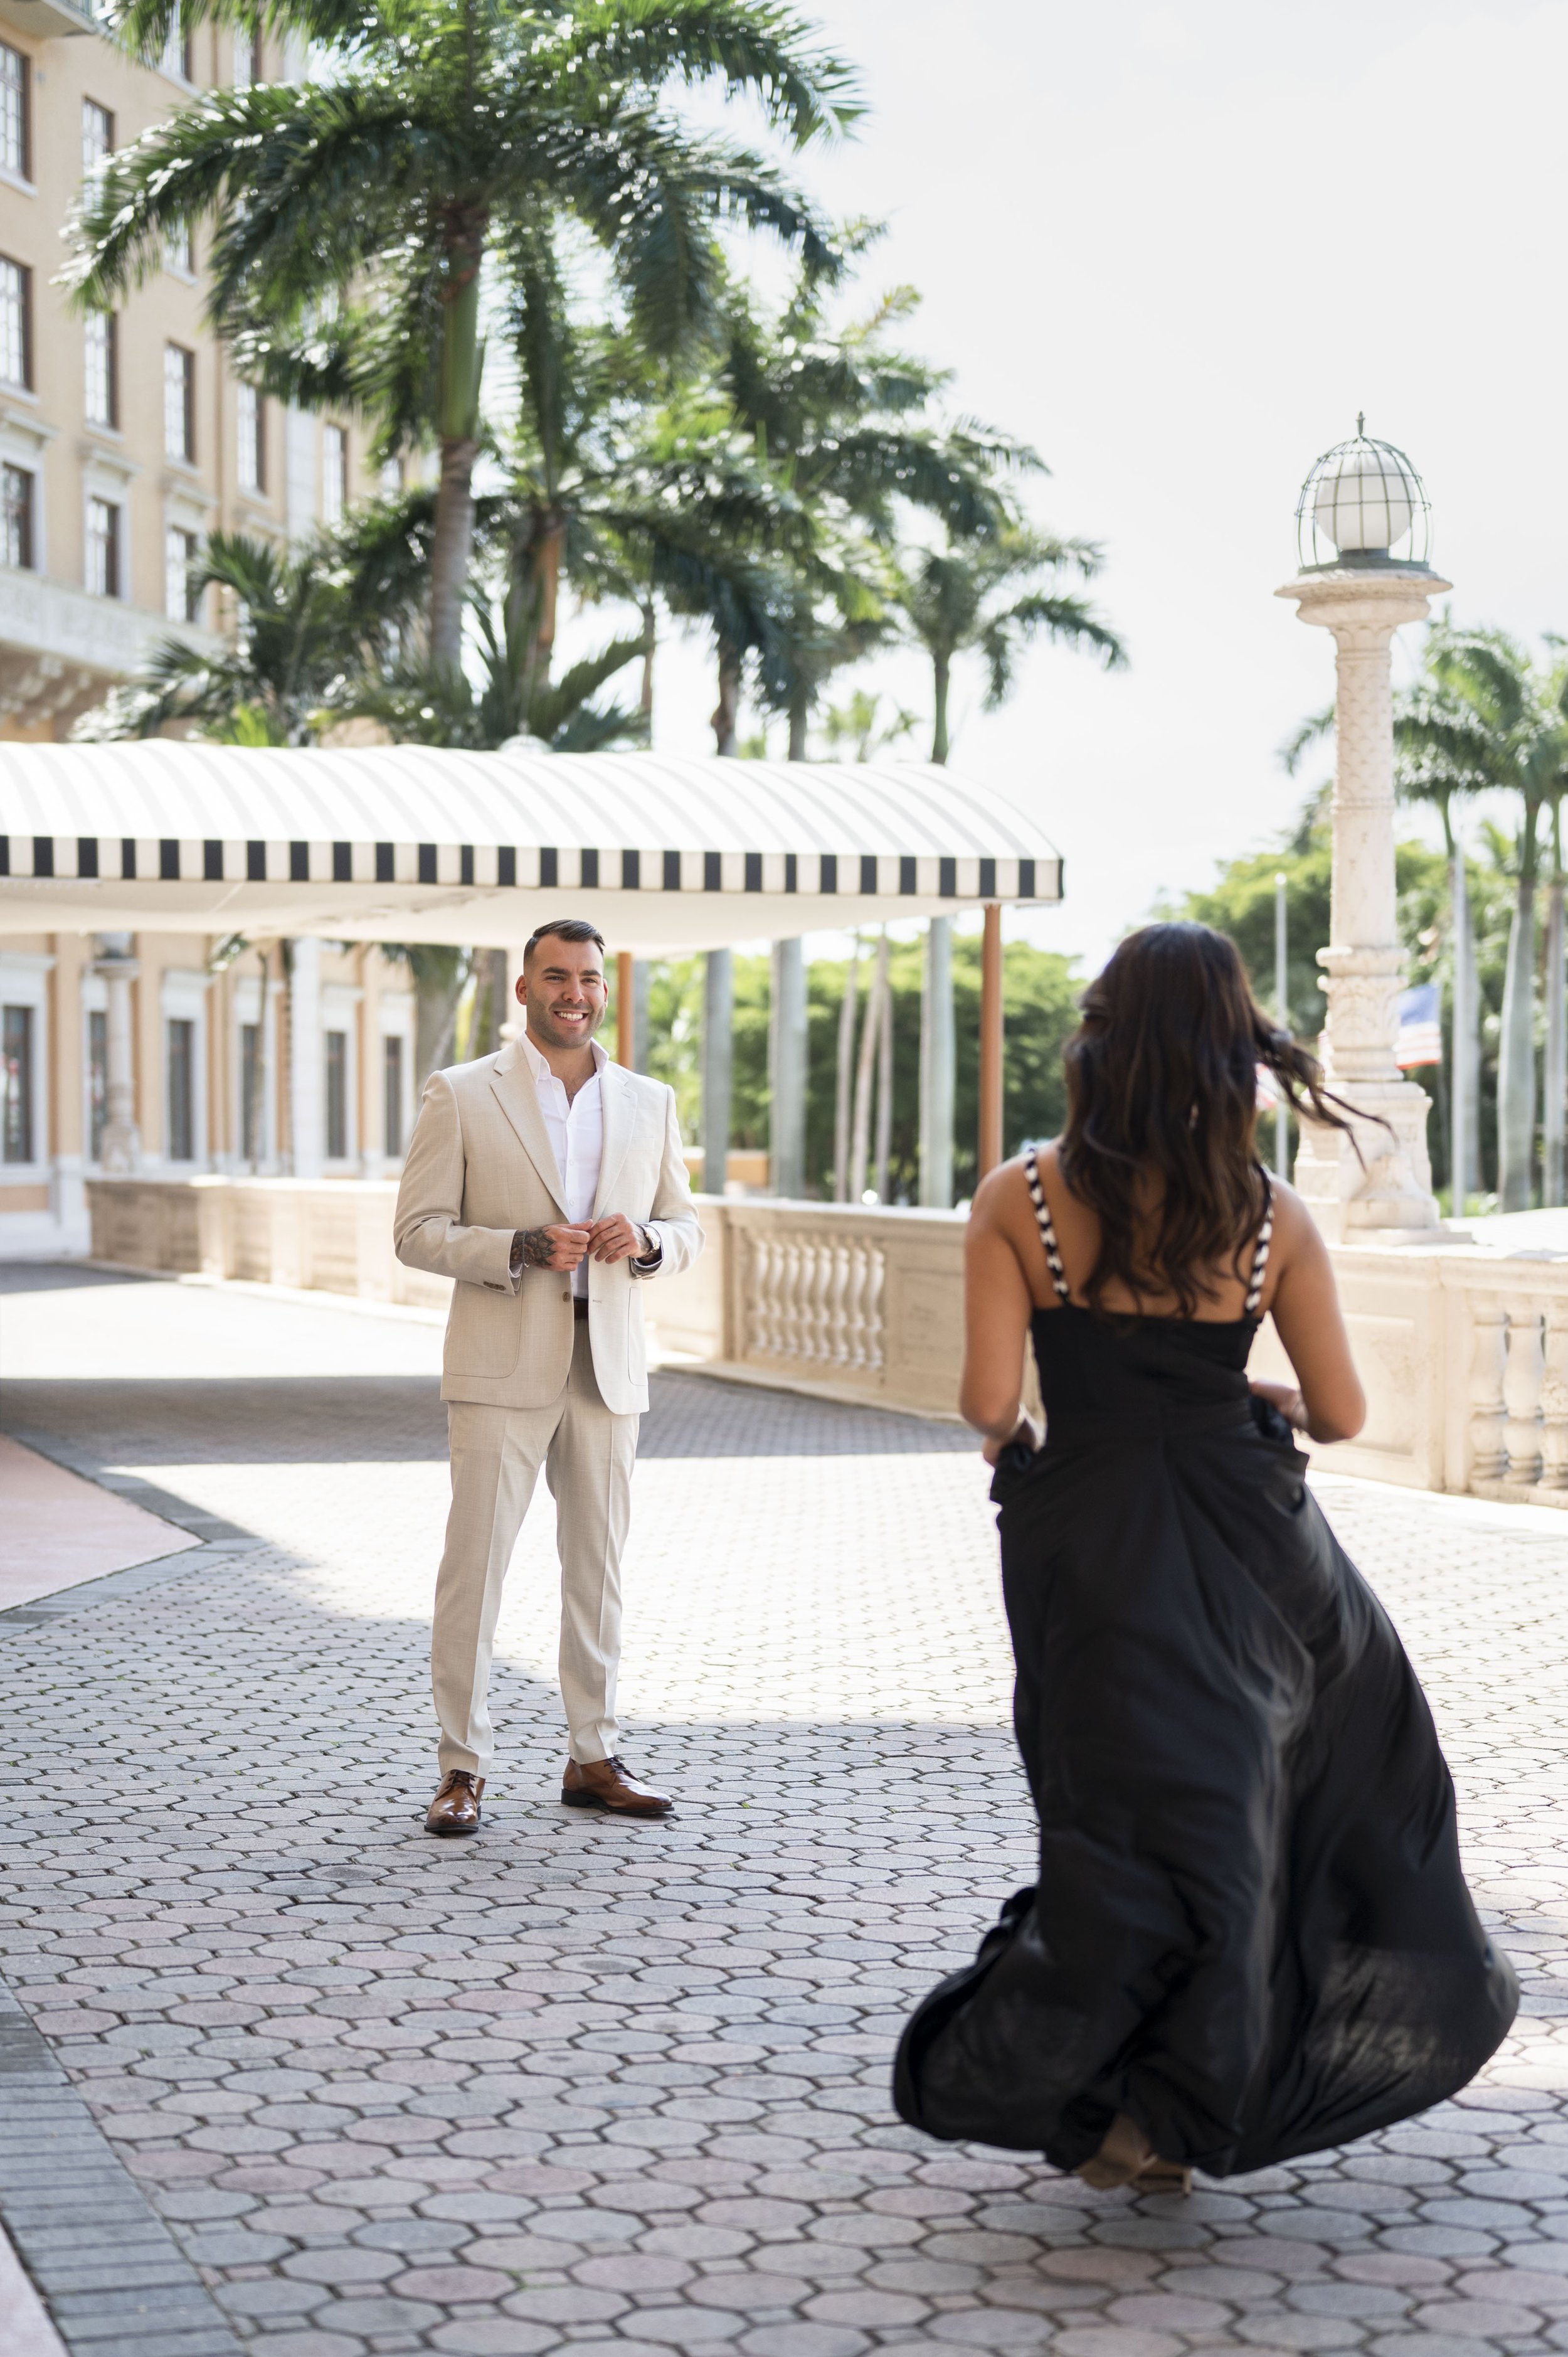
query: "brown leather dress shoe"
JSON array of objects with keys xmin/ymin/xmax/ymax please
[
  {"xmin": 561, "ymin": 1756, "xmax": 672, "ymax": 1817},
  {"xmin": 425, "ymin": 1769, "xmax": 484, "ymax": 1835}
]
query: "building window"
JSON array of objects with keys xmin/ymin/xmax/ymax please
[
  {"xmin": 88, "ymin": 1008, "xmax": 107, "ymax": 1162},
  {"xmin": 325, "ymin": 1029, "xmax": 347, "ymax": 1160},
  {"xmin": 81, "ymin": 98, "xmax": 113, "ymax": 176},
  {"xmin": 166, "ymin": 223, "xmax": 194, "ymax": 275},
  {"xmin": 1, "ymin": 463, "xmax": 31, "ymax": 569},
  {"xmin": 1, "ymin": 43, "xmax": 28, "ymax": 181},
  {"xmin": 237, "ymin": 381, "xmax": 265, "ymax": 492},
  {"xmin": 322, "ymin": 422, "xmax": 346, "ymax": 525},
  {"xmin": 161, "ymin": 9, "xmax": 191, "ymax": 80},
  {"xmin": 86, "ymin": 495, "xmax": 121, "ymax": 597},
  {"xmin": 166, "ymin": 524, "xmax": 200, "ymax": 621},
  {"xmin": 167, "ymin": 1016, "xmax": 194, "ymax": 1161},
  {"xmin": 383, "ymin": 1034, "xmax": 403, "ymax": 1159},
  {"xmin": 2, "ymin": 1003, "xmax": 33, "ymax": 1163},
  {"xmin": 164, "ymin": 343, "xmax": 194, "ymax": 461},
  {"xmin": 84, "ymin": 309, "xmax": 117, "ymax": 428},
  {"xmin": 240, "ymin": 1021, "xmax": 260, "ymax": 1161},
  {"xmin": 0, "ymin": 255, "xmax": 29, "ymax": 390},
  {"xmin": 232, "ymin": 20, "xmax": 261, "ymax": 86}
]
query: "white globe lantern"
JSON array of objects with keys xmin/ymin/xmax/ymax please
[{"xmin": 1296, "ymin": 415, "xmax": 1431, "ymax": 571}]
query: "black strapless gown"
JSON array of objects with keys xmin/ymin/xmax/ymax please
[{"xmin": 894, "ymin": 1306, "xmax": 1518, "ymax": 2176}]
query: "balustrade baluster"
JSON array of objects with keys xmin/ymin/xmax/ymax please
[
  {"xmin": 778, "ymin": 1235, "xmax": 802, "ymax": 1367},
  {"xmin": 864, "ymin": 1245, "xmax": 886, "ymax": 1369},
  {"xmin": 1467, "ymin": 1296, "xmax": 1508, "ymax": 1486},
  {"xmin": 808, "ymin": 1240, "xmax": 832, "ymax": 1364},
  {"xmin": 825, "ymin": 1241, "xmax": 849, "ymax": 1365},
  {"xmin": 1540, "ymin": 1301, "xmax": 1568, "ymax": 1489},
  {"xmin": 1502, "ymin": 1294, "xmax": 1545, "ymax": 1484}
]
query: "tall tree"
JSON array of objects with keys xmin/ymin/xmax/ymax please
[
  {"xmin": 894, "ymin": 523, "xmax": 1125, "ymax": 764},
  {"xmin": 1396, "ymin": 627, "xmax": 1568, "ymax": 1210},
  {"xmin": 73, "ymin": 526, "xmax": 412, "ymax": 742},
  {"xmin": 707, "ymin": 255, "xmax": 1025, "ymax": 752},
  {"xmin": 72, "ymin": 0, "xmax": 858, "ymax": 664}
]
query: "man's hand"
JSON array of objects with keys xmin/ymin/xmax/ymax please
[
  {"xmin": 514, "ymin": 1224, "xmax": 592, "ymax": 1273},
  {"xmin": 587, "ymin": 1213, "xmax": 650, "ymax": 1264}
]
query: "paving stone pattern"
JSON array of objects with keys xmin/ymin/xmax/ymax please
[{"xmin": 1, "ymin": 1265, "xmax": 1566, "ymax": 2357}]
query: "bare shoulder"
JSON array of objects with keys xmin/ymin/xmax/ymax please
[
  {"xmin": 1264, "ymin": 1178, "xmax": 1331, "ymax": 1274},
  {"xmin": 971, "ymin": 1151, "xmax": 1040, "ymax": 1230}
]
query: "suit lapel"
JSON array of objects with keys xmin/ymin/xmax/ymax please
[
  {"xmin": 594, "ymin": 1062, "xmax": 634, "ymax": 1217},
  {"xmin": 490, "ymin": 1043, "xmax": 568, "ymax": 1216}
]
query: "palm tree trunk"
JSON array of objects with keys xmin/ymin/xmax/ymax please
[
  {"xmin": 874, "ymin": 928, "xmax": 893, "ymax": 1203},
  {"xmin": 429, "ymin": 230, "xmax": 485, "ymax": 669},
  {"xmin": 1498, "ymin": 809, "xmax": 1541, "ymax": 1210},
  {"xmin": 1449, "ymin": 841, "xmax": 1473, "ymax": 1216},
  {"xmin": 834, "ymin": 935, "xmax": 861, "ymax": 1203},
  {"xmin": 711, "ymin": 639, "xmax": 741, "ymax": 756},
  {"xmin": 1546, "ymin": 831, "xmax": 1566, "ymax": 1205},
  {"xmin": 787, "ymin": 693, "xmax": 809, "ymax": 761},
  {"xmin": 525, "ymin": 513, "xmax": 566, "ymax": 707},
  {"xmin": 849, "ymin": 937, "xmax": 882, "ymax": 1203},
  {"xmin": 639, "ymin": 600, "xmax": 655, "ymax": 727},
  {"xmin": 931, "ymin": 650, "xmax": 951, "ymax": 765}
]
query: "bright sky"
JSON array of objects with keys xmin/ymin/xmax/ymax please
[{"xmin": 645, "ymin": 0, "xmax": 1568, "ymax": 977}]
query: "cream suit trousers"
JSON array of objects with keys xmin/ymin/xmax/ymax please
[{"xmin": 432, "ymin": 1325, "xmax": 639, "ymax": 1774}]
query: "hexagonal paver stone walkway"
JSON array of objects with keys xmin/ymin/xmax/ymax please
[{"xmin": 1, "ymin": 1262, "xmax": 1565, "ymax": 2357}]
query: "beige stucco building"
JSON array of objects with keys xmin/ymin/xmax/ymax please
[
  {"xmin": 0, "ymin": 1, "xmax": 400, "ymax": 1252},
  {"xmin": 0, "ymin": 0, "xmax": 376, "ymax": 735}
]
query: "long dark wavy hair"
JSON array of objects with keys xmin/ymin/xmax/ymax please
[{"xmin": 1057, "ymin": 922, "xmax": 1357, "ymax": 1317}]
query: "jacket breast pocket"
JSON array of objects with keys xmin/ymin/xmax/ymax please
[{"xmin": 446, "ymin": 1288, "xmax": 522, "ymax": 1380}]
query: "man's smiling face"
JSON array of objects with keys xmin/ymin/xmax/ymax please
[{"xmin": 517, "ymin": 933, "xmax": 608, "ymax": 1053}]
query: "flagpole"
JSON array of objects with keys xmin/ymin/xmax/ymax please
[{"xmin": 1274, "ymin": 871, "xmax": 1289, "ymax": 1180}]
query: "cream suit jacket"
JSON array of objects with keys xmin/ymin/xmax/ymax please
[{"xmin": 393, "ymin": 1038, "xmax": 702, "ymax": 1416}]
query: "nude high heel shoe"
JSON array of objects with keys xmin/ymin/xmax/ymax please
[{"xmin": 1075, "ymin": 2112, "xmax": 1192, "ymax": 2195}]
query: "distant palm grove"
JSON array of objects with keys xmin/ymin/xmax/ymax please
[{"xmin": 67, "ymin": 0, "xmax": 1125, "ymax": 1187}]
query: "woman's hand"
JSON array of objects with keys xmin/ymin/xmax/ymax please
[
  {"xmin": 1249, "ymin": 1378, "xmax": 1308, "ymax": 1431},
  {"xmin": 982, "ymin": 1413, "xmax": 1043, "ymax": 1466}
]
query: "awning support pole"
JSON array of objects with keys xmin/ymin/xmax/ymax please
[
  {"xmin": 919, "ymin": 915, "xmax": 953, "ymax": 1208},
  {"xmin": 979, "ymin": 903, "xmax": 1004, "ymax": 1183},
  {"xmin": 617, "ymin": 950, "xmax": 635, "ymax": 1068}
]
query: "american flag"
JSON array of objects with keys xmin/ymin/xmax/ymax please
[{"xmin": 1396, "ymin": 983, "xmax": 1443, "ymax": 1070}]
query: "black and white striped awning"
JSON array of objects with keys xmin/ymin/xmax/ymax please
[{"xmin": 0, "ymin": 742, "xmax": 1061, "ymax": 949}]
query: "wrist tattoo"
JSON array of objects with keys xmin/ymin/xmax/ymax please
[{"xmin": 517, "ymin": 1227, "xmax": 555, "ymax": 1269}]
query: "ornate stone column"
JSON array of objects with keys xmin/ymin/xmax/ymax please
[
  {"xmin": 1275, "ymin": 565, "xmax": 1448, "ymax": 1238},
  {"xmin": 91, "ymin": 933, "xmax": 140, "ymax": 1173}
]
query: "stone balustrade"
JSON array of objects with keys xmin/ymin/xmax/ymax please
[{"xmin": 80, "ymin": 1176, "xmax": 1568, "ymax": 1502}]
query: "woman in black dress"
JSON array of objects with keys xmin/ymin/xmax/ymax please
[{"xmin": 894, "ymin": 922, "xmax": 1516, "ymax": 2193}]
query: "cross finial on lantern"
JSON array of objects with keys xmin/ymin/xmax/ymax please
[{"xmin": 1357, "ymin": 410, "xmax": 1365, "ymax": 437}]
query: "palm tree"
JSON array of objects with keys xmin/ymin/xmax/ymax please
[
  {"xmin": 894, "ymin": 524, "xmax": 1125, "ymax": 764},
  {"xmin": 709, "ymin": 252, "xmax": 1026, "ymax": 753},
  {"xmin": 72, "ymin": 527, "xmax": 404, "ymax": 742},
  {"xmin": 70, "ymin": 0, "xmax": 857, "ymax": 666},
  {"xmin": 1396, "ymin": 627, "xmax": 1568, "ymax": 1210}
]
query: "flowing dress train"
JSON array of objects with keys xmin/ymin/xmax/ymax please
[{"xmin": 893, "ymin": 1154, "xmax": 1517, "ymax": 2176}]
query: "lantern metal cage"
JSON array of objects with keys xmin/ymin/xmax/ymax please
[{"xmin": 1295, "ymin": 415, "xmax": 1432, "ymax": 572}]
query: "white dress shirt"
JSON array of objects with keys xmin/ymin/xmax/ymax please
[{"xmin": 520, "ymin": 1028, "xmax": 605, "ymax": 1298}]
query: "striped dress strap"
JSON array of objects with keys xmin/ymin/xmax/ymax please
[
  {"xmin": 1243, "ymin": 1178, "xmax": 1274, "ymax": 1318},
  {"xmin": 1024, "ymin": 1146, "xmax": 1073, "ymax": 1304}
]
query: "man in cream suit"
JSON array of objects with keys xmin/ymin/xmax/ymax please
[{"xmin": 395, "ymin": 918, "xmax": 703, "ymax": 1832}]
